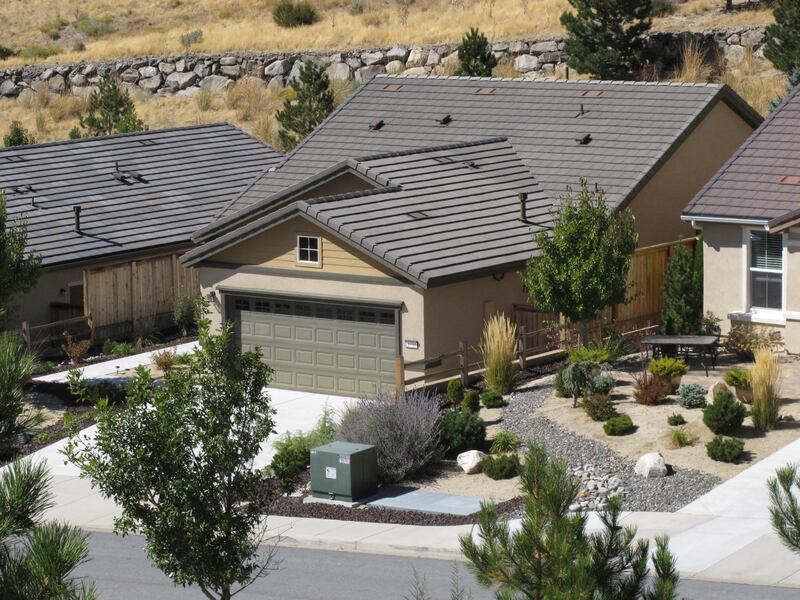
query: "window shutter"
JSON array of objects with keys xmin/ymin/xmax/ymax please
[{"xmin": 751, "ymin": 231, "xmax": 783, "ymax": 270}]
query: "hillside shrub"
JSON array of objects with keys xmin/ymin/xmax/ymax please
[
  {"xmin": 338, "ymin": 391, "xmax": 441, "ymax": 483},
  {"xmin": 447, "ymin": 379, "xmax": 464, "ymax": 407},
  {"xmin": 667, "ymin": 412, "xmax": 686, "ymax": 426},
  {"xmin": 174, "ymin": 292, "xmax": 200, "ymax": 336},
  {"xmin": 481, "ymin": 454, "xmax": 520, "ymax": 480},
  {"xmin": 706, "ymin": 436, "xmax": 744, "ymax": 463},
  {"xmin": 273, "ymin": 0, "xmax": 320, "ymax": 27},
  {"xmin": 179, "ymin": 28, "xmax": 203, "ymax": 49},
  {"xmin": 74, "ymin": 13, "xmax": 114, "ymax": 38},
  {"xmin": 440, "ymin": 409, "xmax": 486, "ymax": 454},
  {"xmin": 581, "ymin": 393, "xmax": 617, "ymax": 422},
  {"xmin": 481, "ymin": 390, "xmax": 505, "ymax": 409},
  {"xmin": 604, "ymin": 414, "xmax": 635, "ymax": 436},
  {"xmin": 461, "ymin": 390, "xmax": 480, "ymax": 413},
  {"xmin": 703, "ymin": 389, "xmax": 746, "ymax": 435},
  {"xmin": 270, "ymin": 408, "xmax": 336, "ymax": 494},
  {"xmin": 20, "ymin": 45, "xmax": 58, "ymax": 60},
  {"xmin": 0, "ymin": 43, "xmax": 14, "ymax": 59},
  {"xmin": 490, "ymin": 432, "xmax": 520, "ymax": 454},
  {"xmin": 677, "ymin": 383, "xmax": 706, "ymax": 409},
  {"xmin": 152, "ymin": 349, "xmax": 177, "ymax": 372}
]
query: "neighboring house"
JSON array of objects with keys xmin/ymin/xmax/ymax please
[
  {"xmin": 683, "ymin": 84, "xmax": 800, "ymax": 352},
  {"xmin": 1, "ymin": 124, "xmax": 282, "ymax": 340},
  {"xmin": 183, "ymin": 75, "xmax": 761, "ymax": 395}
]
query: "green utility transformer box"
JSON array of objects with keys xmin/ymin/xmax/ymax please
[{"xmin": 310, "ymin": 441, "xmax": 378, "ymax": 502}]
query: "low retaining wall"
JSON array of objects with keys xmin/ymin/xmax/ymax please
[{"xmin": 0, "ymin": 26, "xmax": 767, "ymax": 100}]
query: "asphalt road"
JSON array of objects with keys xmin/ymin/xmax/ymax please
[{"xmin": 76, "ymin": 532, "xmax": 799, "ymax": 600}]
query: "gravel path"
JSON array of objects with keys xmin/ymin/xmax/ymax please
[{"xmin": 503, "ymin": 380, "xmax": 720, "ymax": 513}]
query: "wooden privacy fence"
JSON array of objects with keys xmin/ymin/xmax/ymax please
[
  {"xmin": 20, "ymin": 313, "xmax": 94, "ymax": 353},
  {"xmin": 85, "ymin": 253, "xmax": 199, "ymax": 337}
]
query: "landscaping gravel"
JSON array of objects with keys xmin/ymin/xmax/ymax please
[{"xmin": 503, "ymin": 380, "xmax": 721, "ymax": 513}]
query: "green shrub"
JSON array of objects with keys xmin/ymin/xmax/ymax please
[
  {"xmin": 273, "ymin": 0, "xmax": 320, "ymax": 27},
  {"xmin": 667, "ymin": 412, "xmax": 686, "ymax": 426},
  {"xmin": 179, "ymin": 28, "xmax": 203, "ymax": 49},
  {"xmin": 554, "ymin": 368, "xmax": 568, "ymax": 398},
  {"xmin": 447, "ymin": 379, "xmax": 464, "ymax": 406},
  {"xmin": 633, "ymin": 365, "xmax": 670, "ymax": 406},
  {"xmin": 648, "ymin": 357, "xmax": 689, "ymax": 378},
  {"xmin": 670, "ymin": 427, "xmax": 693, "ymax": 448},
  {"xmin": 603, "ymin": 414, "xmax": 635, "ymax": 436},
  {"xmin": 174, "ymin": 292, "xmax": 200, "ymax": 336},
  {"xmin": 20, "ymin": 45, "xmax": 58, "ymax": 60},
  {"xmin": 461, "ymin": 390, "xmax": 480, "ymax": 413},
  {"xmin": 103, "ymin": 339, "xmax": 134, "ymax": 357},
  {"xmin": 481, "ymin": 453, "xmax": 520, "ymax": 480},
  {"xmin": 481, "ymin": 390, "xmax": 505, "ymax": 409},
  {"xmin": 440, "ymin": 409, "xmax": 486, "ymax": 453},
  {"xmin": 490, "ymin": 431, "xmax": 520, "ymax": 454},
  {"xmin": 706, "ymin": 435, "xmax": 744, "ymax": 463},
  {"xmin": 723, "ymin": 322, "xmax": 783, "ymax": 361},
  {"xmin": 651, "ymin": 0, "xmax": 675, "ymax": 17},
  {"xmin": 0, "ymin": 334, "xmax": 39, "ymax": 458},
  {"xmin": 588, "ymin": 374, "xmax": 615, "ymax": 395},
  {"xmin": 74, "ymin": 13, "xmax": 114, "ymax": 38},
  {"xmin": 569, "ymin": 347, "xmax": 612, "ymax": 364},
  {"xmin": 677, "ymin": 383, "xmax": 706, "ymax": 409},
  {"xmin": 580, "ymin": 393, "xmax": 617, "ymax": 422},
  {"xmin": 724, "ymin": 367, "xmax": 751, "ymax": 389},
  {"xmin": 0, "ymin": 43, "xmax": 14, "ymax": 60},
  {"xmin": 703, "ymin": 389, "xmax": 746, "ymax": 434},
  {"xmin": 270, "ymin": 408, "xmax": 336, "ymax": 494},
  {"xmin": 561, "ymin": 361, "xmax": 598, "ymax": 406}
]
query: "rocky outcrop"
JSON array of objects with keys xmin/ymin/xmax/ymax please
[{"xmin": 0, "ymin": 26, "xmax": 769, "ymax": 100}]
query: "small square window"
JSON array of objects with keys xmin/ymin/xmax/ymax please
[
  {"xmin": 379, "ymin": 311, "xmax": 395, "ymax": 325},
  {"xmin": 234, "ymin": 298, "xmax": 250, "ymax": 311},
  {"xmin": 297, "ymin": 235, "xmax": 320, "ymax": 265},
  {"xmin": 254, "ymin": 300, "xmax": 271, "ymax": 313},
  {"xmin": 358, "ymin": 310, "xmax": 377, "ymax": 323},
  {"xmin": 295, "ymin": 304, "xmax": 312, "ymax": 317},
  {"xmin": 337, "ymin": 308, "xmax": 354, "ymax": 321},
  {"xmin": 316, "ymin": 306, "xmax": 335, "ymax": 319},
  {"xmin": 274, "ymin": 302, "xmax": 292, "ymax": 315}
]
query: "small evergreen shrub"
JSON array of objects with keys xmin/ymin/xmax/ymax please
[
  {"xmin": 554, "ymin": 368, "xmax": 568, "ymax": 398},
  {"xmin": 74, "ymin": 13, "xmax": 114, "ymax": 38},
  {"xmin": 447, "ymin": 379, "xmax": 464, "ymax": 406},
  {"xmin": 651, "ymin": 0, "xmax": 675, "ymax": 16},
  {"xmin": 490, "ymin": 431, "xmax": 520, "ymax": 454},
  {"xmin": 481, "ymin": 390, "xmax": 505, "ymax": 409},
  {"xmin": 677, "ymin": 383, "xmax": 707, "ymax": 409},
  {"xmin": 440, "ymin": 409, "xmax": 486, "ymax": 453},
  {"xmin": 0, "ymin": 43, "xmax": 14, "ymax": 60},
  {"xmin": 703, "ymin": 389, "xmax": 746, "ymax": 434},
  {"xmin": 706, "ymin": 435, "xmax": 744, "ymax": 463},
  {"xmin": 724, "ymin": 367, "xmax": 751, "ymax": 389},
  {"xmin": 648, "ymin": 357, "xmax": 689, "ymax": 378},
  {"xmin": 667, "ymin": 413, "xmax": 686, "ymax": 426},
  {"xmin": 670, "ymin": 427, "xmax": 693, "ymax": 448},
  {"xmin": 173, "ymin": 292, "xmax": 200, "ymax": 336},
  {"xmin": 561, "ymin": 361, "xmax": 597, "ymax": 406},
  {"xmin": 179, "ymin": 28, "xmax": 203, "ymax": 49},
  {"xmin": 461, "ymin": 390, "xmax": 480, "ymax": 413},
  {"xmin": 588, "ymin": 374, "xmax": 615, "ymax": 395},
  {"xmin": 603, "ymin": 414, "xmax": 635, "ymax": 436},
  {"xmin": 580, "ymin": 393, "xmax": 617, "ymax": 422},
  {"xmin": 481, "ymin": 454, "xmax": 520, "ymax": 480},
  {"xmin": 569, "ymin": 347, "xmax": 612, "ymax": 364},
  {"xmin": 270, "ymin": 408, "xmax": 336, "ymax": 494},
  {"xmin": 273, "ymin": 0, "xmax": 320, "ymax": 27}
]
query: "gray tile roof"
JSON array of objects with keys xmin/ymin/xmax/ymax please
[
  {"xmin": 0, "ymin": 124, "xmax": 282, "ymax": 267},
  {"xmin": 683, "ymin": 84, "xmax": 800, "ymax": 223},
  {"xmin": 183, "ymin": 138, "xmax": 551, "ymax": 286},
  {"xmin": 202, "ymin": 75, "xmax": 760, "ymax": 240}
]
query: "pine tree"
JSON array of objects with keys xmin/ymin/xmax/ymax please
[
  {"xmin": 75, "ymin": 78, "xmax": 145, "ymax": 138},
  {"xmin": 460, "ymin": 444, "xmax": 680, "ymax": 599},
  {"xmin": 770, "ymin": 464, "xmax": 800, "ymax": 554},
  {"xmin": 560, "ymin": 0, "xmax": 653, "ymax": 80},
  {"xmin": 0, "ymin": 192, "xmax": 40, "ymax": 320},
  {"xmin": 3, "ymin": 121, "xmax": 36, "ymax": 147},
  {"xmin": 276, "ymin": 61, "xmax": 335, "ymax": 151},
  {"xmin": 765, "ymin": 0, "xmax": 800, "ymax": 75},
  {"xmin": 661, "ymin": 241, "xmax": 703, "ymax": 335},
  {"xmin": 454, "ymin": 28, "xmax": 497, "ymax": 77}
]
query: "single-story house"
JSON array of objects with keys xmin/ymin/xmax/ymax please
[
  {"xmin": 683, "ymin": 83, "xmax": 800, "ymax": 352},
  {"xmin": 1, "ymin": 123, "xmax": 282, "ymax": 340},
  {"xmin": 183, "ymin": 75, "xmax": 761, "ymax": 395}
]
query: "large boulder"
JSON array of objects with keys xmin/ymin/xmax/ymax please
[
  {"xmin": 138, "ymin": 74, "xmax": 162, "ymax": 92},
  {"xmin": 634, "ymin": 452, "xmax": 667, "ymax": 479},
  {"xmin": 138, "ymin": 65, "xmax": 159, "ymax": 78},
  {"xmin": 426, "ymin": 50, "xmax": 441, "ymax": 67},
  {"xmin": 17, "ymin": 87, "xmax": 35, "ymax": 104},
  {"xmin": 385, "ymin": 60, "xmax": 404, "ymax": 74},
  {"xmin": 265, "ymin": 59, "xmax": 291, "ymax": 77},
  {"xmin": 406, "ymin": 47, "xmax": 427, "ymax": 67},
  {"xmin": 220, "ymin": 56, "xmax": 238, "ymax": 66},
  {"xmin": 166, "ymin": 71, "xmax": 198, "ymax": 91},
  {"xmin": 403, "ymin": 66, "xmax": 428, "ymax": 76},
  {"xmin": 457, "ymin": 450, "xmax": 487, "ymax": 474},
  {"xmin": 48, "ymin": 74, "xmax": 66, "ymax": 93},
  {"xmin": 515, "ymin": 54, "xmax": 539, "ymax": 72},
  {"xmin": 220, "ymin": 64, "xmax": 241, "ymax": 78},
  {"xmin": 740, "ymin": 29, "xmax": 765, "ymax": 47},
  {"xmin": 158, "ymin": 61, "xmax": 176, "ymax": 75},
  {"xmin": 326, "ymin": 62, "xmax": 352, "ymax": 81},
  {"xmin": 531, "ymin": 40, "xmax": 559, "ymax": 54},
  {"xmin": 120, "ymin": 68, "xmax": 140, "ymax": 83},
  {"xmin": 200, "ymin": 74, "xmax": 233, "ymax": 93},
  {"xmin": 355, "ymin": 64, "xmax": 385, "ymax": 83},
  {"xmin": 386, "ymin": 45, "xmax": 409, "ymax": 62},
  {"xmin": 707, "ymin": 381, "xmax": 731, "ymax": 405},
  {"xmin": 0, "ymin": 79, "xmax": 19, "ymax": 97},
  {"xmin": 362, "ymin": 51, "xmax": 385, "ymax": 66}
]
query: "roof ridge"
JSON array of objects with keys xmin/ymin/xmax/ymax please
[
  {"xmin": 354, "ymin": 136, "xmax": 510, "ymax": 163},
  {"xmin": 374, "ymin": 74, "xmax": 723, "ymax": 88},
  {"xmin": 0, "ymin": 122, "xmax": 239, "ymax": 154}
]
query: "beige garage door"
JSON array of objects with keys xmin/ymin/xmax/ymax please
[{"xmin": 227, "ymin": 295, "xmax": 399, "ymax": 396}]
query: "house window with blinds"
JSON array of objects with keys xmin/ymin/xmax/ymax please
[{"xmin": 750, "ymin": 231, "xmax": 783, "ymax": 310}]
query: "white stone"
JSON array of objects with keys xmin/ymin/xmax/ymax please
[
  {"xmin": 138, "ymin": 65, "xmax": 158, "ymax": 78},
  {"xmin": 264, "ymin": 59, "xmax": 290, "ymax": 77},
  {"xmin": 165, "ymin": 71, "xmax": 198, "ymax": 90},
  {"xmin": 708, "ymin": 380, "xmax": 731, "ymax": 405},
  {"xmin": 325, "ymin": 62, "xmax": 352, "ymax": 81},
  {"xmin": 441, "ymin": 51, "xmax": 459, "ymax": 68},
  {"xmin": 0, "ymin": 79, "xmax": 18, "ymax": 97},
  {"xmin": 158, "ymin": 61, "xmax": 176, "ymax": 75},
  {"xmin": 406, "ymin": 47, "xmax": 427, "ymax": 67},
  {"xmin": 457, "ymin": 450, "xmax": 487, "ymax": 474},
  {"xmin": 515, "ymin": 54, "xmax": 539, "ymax": 72},
  {"xmin": 531, "ymin": 40, "xmax": 559, "ymax": 54},
  {"xmin": 362, "ymin": 51, "xmax": 385, "ymax": 66},
  {"xmin": 138, "ymin": 74, "xmax": 162, "ymax": 91},
  {"xmin": 266, "ymin": 76, "xmax": 284, "ymax": 93},
  {"xmin": 387, "ymin": 45, "xmax": 409, "ymax": 62},
  {"xmin": 740, "ymin": 29, "xmax": 765, "ymax": 47},
  {"xmin": 385, "ymin": 60, "xmax": 404, "ymax": 74},
  {"xmin": 355, "ymin": 65, "xmax": 385, "ymax": 83},
  {"xmin": 403, "ymin": 66, "xmax": 428, "ymax": 76},
  {"xmin": 724, "ymin": 45, "xmax": 746, "ymax": 65},
  {"xmin": 634, "ymin": 452, "xmax": 668, "ymax": 479},
  {"xmin": 175, "ymin": 85, "xmax": 201, "ymax": 97},
  {"xmin": 200, "ymin": 74, "xmax": 233, "ymax": 93},
  {"xmin": 426, "ymin": 50, "xmax": 440, "ymax": 67}
]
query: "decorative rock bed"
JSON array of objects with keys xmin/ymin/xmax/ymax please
[{"xmin": 502, "ymin": 382, "xmax": 721, "ymax": 513}]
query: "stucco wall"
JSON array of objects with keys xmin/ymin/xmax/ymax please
[
  {"xmin": 629, "ymin": 101, "xmax": 755, "ymax": 248},
  {"xmin": 8, "ymin": 265, "xmax": 84, "ymax": 327}
]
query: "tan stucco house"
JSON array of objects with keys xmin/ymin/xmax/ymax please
[
  {"xmin": 683, "ymin": 84, "xmax": 800, "ymax": 352},
  {"xmin": 184, "ymin": 75, "xmax": 760, "ymax": 395}
]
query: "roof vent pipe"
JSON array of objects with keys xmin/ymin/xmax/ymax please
[
  {"xmin": 519, "ymin": 192, "xmax": 527, "ymax": 222},
  {"xmin": 73, "ymin": 205, "xmax": 82, "ymax": 233}
]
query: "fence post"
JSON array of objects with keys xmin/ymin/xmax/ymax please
[
  {"xmin": 458, "ymin": 340, "xmax": 468, "ymax": 387},
  {"xmin": 517, "ymin": 326, "xmax": 527, "ymax": 371},
  {"xmin": 394, "ymin": 355, "xmax": 405, "ymax": 398},
  {"xmin": 21, "ymin": 321, "xmax": 30, "ymax": 353}
]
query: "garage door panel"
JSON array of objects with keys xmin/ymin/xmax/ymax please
[
  {"xmin": 379, "ymin": 335, "xmax": 396, "ymax": 351},
  {"xmin": 358, "ymin": 356, "xmax": 378, "ymax": 372},
  {"xmin": 274, "ymin": 347, "xmax": 293, "ymax": 362},
  {"xmin": 273, "ymin": 369, "xmax": 293, "ymax": 386},
  {"xmin": 337, "ymin": 353, "xmax": 356, "ymax": 369},
  {"xmin": 253, "ymin": 322, "xmax": 272, "ymax": 337},
  {"xmin": 295, "ymin": 349, "xmax": 314, "ymax": 365},
  {"xmin": 274, "ymin": 324, "xmax": 293, "ymax": 339},
  {"xmin": 316, "ymin": 351, "xmax": 335, "ymax": 368},
  {"xmin": 316, "ymin": 328, "xmax": 335, "ymax": 344},
  {"xmin": 336, "ymin": 330, "xmax": 356, "ymax": 346},
  {"xmin": 379, "ymin": 358, "xmax": 396, "ymax": 374},
  {"xmin": 337, "ymin": 377, "xmax": 357, "ymax": 394},
  {"xmin": 295, "ymin": 326, "xmax": 313, "ymax": 342},
  {"xmin": 357, "ymin": 332, "xmax": 379, "ymax": 349},
  {"xmin": 358, "ymin": 380, "xmax": 378, "ymax": 395},
  {"xmin": 295, "ymin": 372, "xmax": 315, "ymax": 388},
  {"xmin": 316, "ymin": 374, "xmax": 336, "ymax": 392}
]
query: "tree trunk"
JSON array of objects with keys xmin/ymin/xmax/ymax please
[
  {"xmin": 579, "ymin": 321, "xmax": 589, "ymax": 347},
  {"xmin": 726, "ymin": 0, "xmax": 733, "ymax": 11}
]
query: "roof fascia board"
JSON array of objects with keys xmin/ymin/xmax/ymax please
[
  {"xmin": 424, "ymin": 260, "xmax": 530, "ymax": 288},
  {"xmin": 199, "ymin": 260, "xmax": 412, "ymax": 286},
  {"xmin": 680, "ymin": 214, "xmax": 769, "ymax": 227},
  {"xmin": 216, "ymin": 285, "xmax": 406, "ymax": 308},
  {"xmin": 43, "ymin": 241, "xmax": 194, "ymax": 270}
]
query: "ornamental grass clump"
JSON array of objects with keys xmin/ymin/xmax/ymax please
[
  {"xmin": 670, "ymin": 427, "xmax": 693, "ymax": 448},
  {"xmin": 338, "ymin": 390, "xmax": 442, "ymax": 483},
  {"xmin": 751, "ymin": 349, "xmax": 782, "ymax": 432},
  {"xmin": 479, "ymin": 314, "xmax": 518, "ymax": 395}
]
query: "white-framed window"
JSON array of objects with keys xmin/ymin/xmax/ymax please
[
  {"xmin": 296, "ymin": 235, "xmax": 321, "ymax": 265},
  {"xmin": 748, "ymin": 230, "xmax": 784, "ymax": 311}
]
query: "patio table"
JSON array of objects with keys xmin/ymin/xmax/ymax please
[{"xmin": 640, "ymin": 334, "xmax": 719, "ymax": 376}]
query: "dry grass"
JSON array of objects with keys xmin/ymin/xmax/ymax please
[
  {"xmin": 719, "ymin": 51, "xmax": 787, "ymax": 116},
  {"xmin": 674, "ymin": 38, "xmax": 712, "ymax": 83},
  {"xmin": 479, "ymin": 313, "xmax": 518, "ymax": 395},
  {"xmin": 0, "ymin": 0, "xmax": 775, "ymax": 66},
  {"xmin": 751, "ymin": 348, "xmax": 782, "ymax": 431}
]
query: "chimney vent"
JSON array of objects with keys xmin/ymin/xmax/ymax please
[
  {"xmin": 519, "ymin": 192, "xmax": 528, "ymax": 222},
  {"xmin": 73, "ymin": 205, "xmax": 82, "ymax": 233}
]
